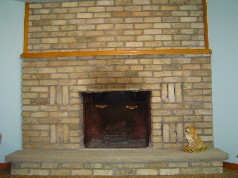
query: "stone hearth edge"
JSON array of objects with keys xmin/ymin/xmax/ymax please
[{"xmin": 6, "ymin": 148, "xmax": 228, "ymax": 176}]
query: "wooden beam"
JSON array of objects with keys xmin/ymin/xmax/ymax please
[
  {"xmin": 203, "ymin": 0, "xmax": 209, "ymax": 49},
  {"xmin": 23, "ymin": 3, "xmax": 29, "ymax": 53},
  {"xmin": 21, "ymin": 49, "xmax": 212, "ymax": 59}
]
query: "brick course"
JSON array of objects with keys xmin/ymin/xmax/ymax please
[{"xmin": 11, "ymin": 160, "xmax": 224, "ymax": 176}]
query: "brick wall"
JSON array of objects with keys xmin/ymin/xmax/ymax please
[
  {"xmin": 21, "ymin": 54, "xmax": 213, "ymax": 149},
  {"xmin": 28, "ymin": 0, "xmax": 205, "ymax": 52}
]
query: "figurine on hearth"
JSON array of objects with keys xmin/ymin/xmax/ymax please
[{"xmin": 183, "ymin": 126, "xmax": 207, "ymax": 153}]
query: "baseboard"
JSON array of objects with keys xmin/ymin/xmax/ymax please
[
  {"xmin": 223, "ymin": 161, "xmax": 238, "ymax": 170},
  {"xmin": 0, "ymin": 162, "xmax": 11, "ymax": 170}
]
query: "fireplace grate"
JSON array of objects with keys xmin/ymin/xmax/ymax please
[
  {"xmin": 104, "ymin": 120, "xmax": 127, "ymax": 143},
  {"xmin": 104, "ymin": 133, "xmax": 127, "ymax": 143}
]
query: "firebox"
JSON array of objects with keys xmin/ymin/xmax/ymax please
[{"xmin": 82, "ymin": 91, "xmax": 151, "ymax": 148}]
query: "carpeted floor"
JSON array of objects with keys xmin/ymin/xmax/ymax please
[{"xmin": 0, "ymin": 169, "xmax": 238, "ymax": 178}]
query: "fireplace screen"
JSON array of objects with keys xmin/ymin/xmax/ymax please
[{"xmin": 82, "ymin": 91, "xmax": 151, "ymax": 148}]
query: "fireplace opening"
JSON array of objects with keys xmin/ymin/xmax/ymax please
[{"xmin": 82, "ymin": 91, "xmax": 151, "ymax": 148}]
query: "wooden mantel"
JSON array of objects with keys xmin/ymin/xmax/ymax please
[{"xmin": 21, "ymin": 49, "xmax": 212, "ymax": 59}]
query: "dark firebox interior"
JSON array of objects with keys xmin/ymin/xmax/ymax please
[{"xmin": 82, "ymin": 91, "xmax": 151, "ymax": 148}]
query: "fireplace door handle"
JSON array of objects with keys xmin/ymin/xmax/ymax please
[
  {"xmin": 95, "ymin": 104, "xmax": 107, "ymax": 109},
  {"xmin": 126, "ymin": 105, "xmax": 138, "ymax": 110}
]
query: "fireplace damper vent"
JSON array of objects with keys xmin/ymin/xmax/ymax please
[{"xmin": 82, "ymin": 91, "xmax": 151, "ymax": 148}]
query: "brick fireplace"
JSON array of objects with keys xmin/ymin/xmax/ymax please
[
  {"xmin": 6, "ymin": 0, "xmax": 228, "ymax": 176},
  {"xmin": 20, "ymin": 54, "xmax": 215, "ymax": 150}
]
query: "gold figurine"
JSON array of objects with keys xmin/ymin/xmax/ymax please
[{"xmin": 183, "ymin": 126, "xmax": 207, "ymax": 153}]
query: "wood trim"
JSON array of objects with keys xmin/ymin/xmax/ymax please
[
  {"xmin": 23, "ymin": 3, "xmax": 29, "ymax": 53},
  {"xmin": 223, "ymin": 162, "xmax": 238, "ymax": 170},
  {"xmin": 0, "ymin": 162, "xmax": 11, "ymax": 170},
  {"xmin": 21, "ymin": 49, "xmax": 212, "ymax": 59},
  {"xmin": 202, "ymin": 0, "xmax": 209, "ymax": 49}
]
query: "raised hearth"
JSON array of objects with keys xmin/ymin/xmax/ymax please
[{"xmin": 6, "ymin": 148, "xmax": 228, "ymax": 176}]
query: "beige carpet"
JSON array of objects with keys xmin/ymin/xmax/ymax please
[{"xmin": 0, "ymin": 169, "xmax": 238, "ymax": 178}]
